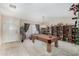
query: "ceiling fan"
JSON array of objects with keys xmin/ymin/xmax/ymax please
[{"xmin": 9, "ymin": 4, "xmax": 16, "ymax": 9}]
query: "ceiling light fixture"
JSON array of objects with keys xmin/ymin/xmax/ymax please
[{"xmin": 9, "ymin": 4, "xmax": 16, "ymax": 9}]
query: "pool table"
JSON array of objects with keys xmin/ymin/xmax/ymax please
[{"xmin": 31, "ymin": 34, "xmax": 58, "ymax": 52}]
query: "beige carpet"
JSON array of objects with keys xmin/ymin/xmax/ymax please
[{"xmin": 0, "ymin": 39, "xmax": 79, "ymax": 56}]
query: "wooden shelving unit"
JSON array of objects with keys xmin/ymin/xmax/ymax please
[
  {"xmin": 75, "ymin": 28, "xmax": 79, "ymax": 45},
  {"xmin": 62, "ymin": 25, "xmax": 76, "ymax": 43},
  {"xmin": 56, "ymin": 25, "xmax": 63, "ymax": 40},
  {"xmin": 51, "ymin": 26, "xmax": 54, "ymax": 35}
]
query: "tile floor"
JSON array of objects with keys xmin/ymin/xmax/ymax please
[{"xmin": 0, "ymin": 39, "xmax": 79, "ymax": 56}]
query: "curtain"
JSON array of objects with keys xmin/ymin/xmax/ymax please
[
  {"xmin": 75, "ymin": 21, "xmax": 77, "ymax": 27},
  {"xmin": 35, "ymin": 24, "xmax": 40, "ymax": 33},
  {"xmin": 24, "ymin": 23, "xmax": 30, "ymax": 32},
  {"xmin": 20, "ymin": 26, "xmax": 26, "ymax": 42},
  {"xmin": 25, "ymin": 25, "xmax": 39, "ymax": 39}
]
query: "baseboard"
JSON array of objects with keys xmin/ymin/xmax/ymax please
[{"xmin": 2, "ymin": 40, "xmax": 21, "ymax": 44}]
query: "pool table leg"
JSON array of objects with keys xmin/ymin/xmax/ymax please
[
  {"xmin": 55, "ymin": 40, "xmax": 58, "ymax": 47},
  {"xmin": 47, "ymin": 40, "xmax": 51, "ymax": 52},
  {"xmin": 32, "ymin": 37, "xmax": 35, "ymax": 43}
]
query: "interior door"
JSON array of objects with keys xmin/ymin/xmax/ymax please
[{"xmin": 2, "ymin": 16, "xmax": 20, "ymax": 43}]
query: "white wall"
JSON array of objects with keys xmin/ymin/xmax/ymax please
[
  {"xmin": 2, "ymin": 15, "xmax": 20, "ymax": 43},
  {"xmin": 0, "ymin": 16, "xmax": 2, "ymax": 45},
  {"xmin": 20, "ymin": 19, "xmax": 42, "ymax": 27},
  {"xmin": 41, "ymin": 17, "xmax": 75, "ymax": 25},
  {"xmin": 20, "ymin": 17, "xmax": 75, "ymax": 26}
]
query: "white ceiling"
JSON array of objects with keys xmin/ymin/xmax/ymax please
[{"xmin": 0, "ymin": 3, "xmax": 74, "ymax": 22}]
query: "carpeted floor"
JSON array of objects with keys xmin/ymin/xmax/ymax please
[{"xmin": 0, "ymin": 39, "xmax": 79, "ymax": 56}]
